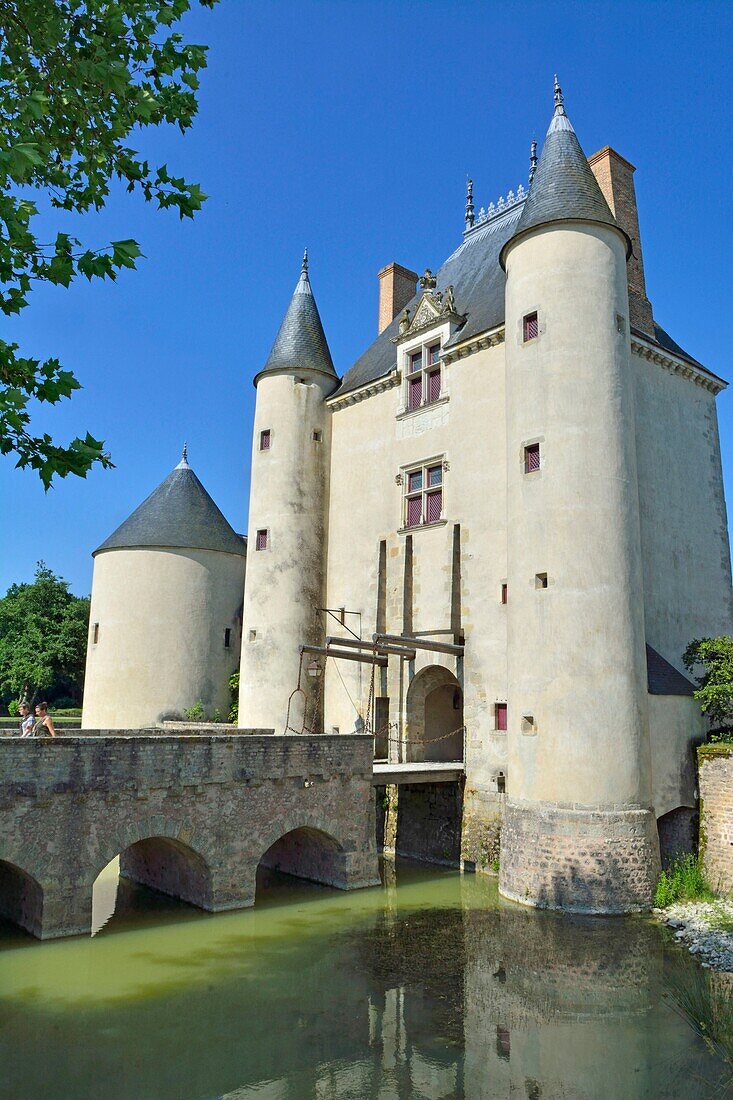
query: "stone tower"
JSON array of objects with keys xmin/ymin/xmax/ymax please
[
  {"xmin": 498, "ymin": 79, "xmax": 660, "ymax": 912},
  {"xmin": 238, "ymin": 252, "xmax": 338, "ymax": 732},
  {"xmin": 82, "ymin": 447, "xmax": 246, "ymax": 729}
]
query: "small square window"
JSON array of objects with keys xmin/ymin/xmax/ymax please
[
  {"xmin": 616, "ymin": 314, "xmax": 626, "ymax": 334},
  {"xmin": 224, "ymin": 628, "xmax": 231, "ymax": 648},
  {"xmin": 313, "ymin": 430, "xmax": 322, "ymax": 442},
  {"xmin": 92, "ymin": 622, "xmax": 100, "ymax": 644},
  {"xmin": 248, "ymin": 629, "xmax": 257, "ymax": 642},
  {"xmin": 496, "ymin": 771, "xmax": 506, "ymax": 795},
  {"xmin": 427, "ymin": 343, "xmax": 441, "ymax": 366},
  {"xmin": 495, "ymin": 702, "xmax": 507, "ymax": 731},
  {"xmin": 524, "ymin": 443, "xmax": 541, "ymax": 473},
  {"xmin": 523, "ymin": 312, "xmax": 539, "ymax": 342},
  {"xmin": 409, "ymin": 350, "xmax": 423, "ymax": 373},
  {"xmin": 535, "ymin": 573, "xmax": 548, "ymax": 589},
  {"xmin": 426, "ymin": 465, "xmax": 442, "ymax": 487},
  {"xmin": 408, "ymin": 470, "xmax": 423, "ymax": 493},
  {"xmin": 260, "ymin": 429, "xmax": 271, "ymax": 450},
  {"xmin": 500, "ymin": 583, "xmax": 508, "ymax": 605},
  {"xmin": 256, "ymin": 529, "xmax": 268, "ymax": 551},
  {"xmin": 521, "ymin": 714, "xmax": 537, "ymax": 735}
]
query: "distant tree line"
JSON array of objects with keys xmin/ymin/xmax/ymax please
[{"xmin": 0, "ymin": 561, "xmax": 89, "ymax": 712}]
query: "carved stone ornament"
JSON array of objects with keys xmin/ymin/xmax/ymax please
[
  {"xmin": 419, "ymin": 268, "xmax": 437, "ymax": 290},
  {"xmin": 394, "ymin": 473, "xmax": 403, "ymax": 485},
  {"xmin": 392, "ymin": 286, "xmax": 465, "ymax": 344}
]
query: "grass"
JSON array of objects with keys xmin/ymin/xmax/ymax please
[
  {"xmin": 655, "ymin": 853, "xmax": 715, "ymax": 908},
  {"xmin": 666, "ymin": 962, "xmax": 733, "ymax": 1095},
  {"xmin": 707, "ymin": 903, "xmax": 733, "ymax": 934}
]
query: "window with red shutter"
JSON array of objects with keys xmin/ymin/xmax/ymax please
[
  {"xmin": 260, "ymin": 429, "xmax": 271, "ymax": 451},
  {"xmin": 255, "ymin": 529, "xmax": 268, "ymax": 551},
  {"xmin": 523, "ymin": 312, "xmax": 538, "ymax": 342},
  {"xmin": 524, "ymin": 443, "xmax": 540, "ymax": 473},
  {"xmin": 408, "ymin": 375, "xmax": 422, "ymax": 410},
  {"xmin": 495, "ymin": 703, "xmax": 507, "ymax": 731},
  {"xmin": 406, "ymin": 497, "xmax": 422, "ymax": 527},
  {"xmin": 427, "ymin": 368, "xmax": 441, "ymax": 403},
  {"xmin": 426, "ymin": 489, "xmax": 442, "ymax": 523}
]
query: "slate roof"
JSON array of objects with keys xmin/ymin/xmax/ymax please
[
  {"xmin": 257, "ymin": 254, "xmax": 336, "ymax": 384},
  {"xmin": 501, "ymin": 97, "xmax": 627, "ymax": 264},
  {"xmin": 95, "ymin": 453, "xmax": 246, "ymax": 557},
  {"xmin": 646, "ymin": 644, "xmax": 696, "ymax": 696}
]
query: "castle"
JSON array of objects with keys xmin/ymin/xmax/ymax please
[{"xmin": 82, "ymin": 80, "xmax": 733, "ymax": 913}]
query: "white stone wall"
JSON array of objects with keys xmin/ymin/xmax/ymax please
[
  {"xmin": 82, "ymin": 547, "xmax": 245, "ymax": 728},
  {"xmin": 648, "ymin": 693, "xmax": 704, "ymax": 818},
  {"xmin": 633, "ymin": 352, "xmax": 733, "ymax": 672}
]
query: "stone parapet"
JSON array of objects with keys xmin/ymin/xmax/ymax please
[
  {"xmin": 499, "ymin": 799, "xmax": 661, "ymax": 913},
  {"xmin": 698, "ymin": 745, "xmax": 733, "ymax": 893}
]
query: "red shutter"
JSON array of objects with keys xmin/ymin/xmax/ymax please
[
  {"xmin": 524, "ymin": 443, "xmax": 540, "ymax": 472},
  {"xmin": 260, "ymin": 429, "xmax": 271, "ymax": 450},
  {"xmin": 496, "ymin": 703, "xmax": 507, "ymax": 731},
  {"xmin": 406, "ymin": 497, "xmax": 422, "ymax": 527},
  {"xmin": 426, "ymin": 489, "xmax": 442, "ymax": 523},
  {"xmin": 523, "ymin": 312, "xmax": 538, "ymax": 341},
  {"xmin": 408, "ymin": 376, "xmax": 422, "ymax": 410},
  {"xmin": 256, "ymin": 529, "xmax": 268, "ymax": 550},
  {"xmin": 428, "ymin": 368, "xmax": 441, "ymax": 402}
]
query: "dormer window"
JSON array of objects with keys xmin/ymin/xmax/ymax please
[{"xmin": 405, "ymin": 341, "xmax": 442, "ymax": 412}]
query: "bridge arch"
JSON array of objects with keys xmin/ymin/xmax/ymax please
[
  {"xmin": 256, "ymin": 815, "xmax": 348, "ymax": 894},
  {"xmin": 0, "ymin": 859, "xmax": 44, "ymax": 937},
  {"xmin": 406, "ymin": 664, "xmax": 464, "ymax": 763}
]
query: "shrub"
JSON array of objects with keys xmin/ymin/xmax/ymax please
[
  {"xmin": 655, "ymin": 854, "xmax": 714, "ymax": 908},
  {"xmin": 7, "ymin": 699, "xmax": 19, "ymax": 717},
  {"xmin": 183, "ymin": 701, "xmax": 205, "ymax": 722},
  {"xmin": 229, "ymin": 670, "xmax": 239, "ymax": 724}
]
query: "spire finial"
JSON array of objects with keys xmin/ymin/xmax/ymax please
[
  {"xmin": 465, "ymin": 177, "xmax": 475, "ymax": 229},
  {"xmin": 529, "ymin": 139, "xmax": 538, "ymax": 185},
  {"xmin": 553, "ymin": 74, "xmax": 565, "ymax": 116},
  {"xmin": 301, "ymin": 247, "xmax": 308, "ymax": 275},
  {"xmin": 176, "ymin": 441, "xmax": 189, "ymax": 469}
]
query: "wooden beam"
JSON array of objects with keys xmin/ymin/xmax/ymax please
[
  {"xmin": 325, "ymin": 636, "xmax": 417, "ymax": 660},
  {"xmin": 373, "ymin": 632, "xmax": 465, "ymax": 657},
  {"xmin": 300, "ymin": 644, "xmax": 387, "ymax": 668}
]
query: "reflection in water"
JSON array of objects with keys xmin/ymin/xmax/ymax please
[{"xmin": 0, "ymin": 859, "xmax": 728, "ymax": 1099}]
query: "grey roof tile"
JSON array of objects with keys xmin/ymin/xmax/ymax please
[
  {"xmin": 646, "ymin": 644, "xmax": 696, "ymax": 696},
  {"xmin": 95, "ymin": 456, "xmax": 246, "ymax": 557},
  {"xmin": 258, "ymin": 256, "xmax": 336, "ymax": 383}
]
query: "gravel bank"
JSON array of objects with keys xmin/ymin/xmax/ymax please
[{"xmin": 655, "ymin": 900, "xmax": 733, "ymax": 971}]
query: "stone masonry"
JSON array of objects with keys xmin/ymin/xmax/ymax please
[
  {"xmin": 0, "ymin": 734, "xmax": 380, "ymax": 939},
  {"xmin": 698, "ymin": 745, "xmax": 733, "ymax": 894}
]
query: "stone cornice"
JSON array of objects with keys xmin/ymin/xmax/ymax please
[
  {"xmin": 631, "ymin": 335, "xmax": 726, "ymax": 395},
  {"xmin": 441, "ymin": 325, "xmax": 505, "ymax": 364},
  {"xmin": 327, "ymin": 371, "xmax": 401, "ymax": 412}
]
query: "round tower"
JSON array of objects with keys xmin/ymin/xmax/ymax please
[
  {"xmin": 238, "ymin": 252, "xmax": 337, "ymax": 732},
  {"xmin": 82, "ymin": 447, "xmax": 246, "ymax": 729},
  {"xmin": 498, "ymin": 79, "xmax": 660, "ymax": 912}
]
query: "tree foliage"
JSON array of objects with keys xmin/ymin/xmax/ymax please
[
  {"xmin": 0, "ymin": 0, "xmax": 214, "ymax": 487},
  {"xmin": 0, "ymin": 560, "xmax": 89, "ymax": 705},
  {"xmin": 684, "ymin": 635, "xmax": 733, "ymax": 734}
]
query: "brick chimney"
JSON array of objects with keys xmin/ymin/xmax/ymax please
[
  {"xmin": 588, "ymin": 146, "xmax": 655, "ymax": 337},
  {"xmin": 377, "ymin": 262, "xmax": 418, "ymax": 334}
]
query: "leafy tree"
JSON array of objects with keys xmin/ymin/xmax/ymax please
[
  {"xmin": 0, "ymin": 0, "xmax": 215, "ymax": 487},
  {"xmin": 683, "ymin": 636, "xmax": 733, "ymax": 735},
  {"xmin": 0, "ymin": 560, "xmax": 89, "ymax": 705}
]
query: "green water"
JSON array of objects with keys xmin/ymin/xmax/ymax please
[{"xmin": 0, "ymin": 859, "xmax": 729, "ymax": 1099}]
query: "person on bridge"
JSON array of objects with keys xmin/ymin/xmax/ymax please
[
  {"xmin": 18, "ymin": 702, "xmax": 34, "ymax": 737},
  {"xmin": 32, "ymin": 703, "xmax": 56, "ymax": 738}
]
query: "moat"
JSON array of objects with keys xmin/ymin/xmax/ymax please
[{"xmin": 0, "ymin": 858, "xmax": 728, "ymax": 1099}]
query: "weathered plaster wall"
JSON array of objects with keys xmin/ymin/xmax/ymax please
[
  {"xmin": 82, "ymin": 547, "xmax": 244, "ymax": 729},
  {"xmin": 648, "ymin": 693, "xmax": 703, "ymax": 818},
  {"xmin": 633, "ymin": 353, "xmax": 733, "ymax": 674},
  {"xmin": 0, "ymin": 734, "xmax": 379, "ymax": 939},
  {"xmin": 698, "ymin": 746, "xmax": 733, "ymax": 893}
]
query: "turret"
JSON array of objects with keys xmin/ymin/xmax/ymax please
[
  {"xmin": 238, "ymin": 252, "xmax": 337, "ymax": 732},
  {"xmin": 498, "ymin": 78, "xmax": 660, "ymax": 912},
  {"xmin": 82, "ymin": 447, "xmax": 246, "ymax": 728}
]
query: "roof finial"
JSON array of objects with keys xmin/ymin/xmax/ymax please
[
  {"xmin": 176, "ymin": 442, "xmax": 190, "ymax": 470},
  {"xmin": 553, "ymin": 74, "xmax": 565, "ymax": 116},
  {"xmin": 465, "ymin": 177, "xmax": 475, "ymax": 229},
  {"xmin": 301, "ymin": 247, "xmax": 308, "ymax": 275},
  {"xmin": 529, "ymin": 139, "xmax": 538, "ymax": 185}
]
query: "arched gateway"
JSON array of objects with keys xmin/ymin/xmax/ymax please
[{"xmin": 406, "ymin": 665, "xmax": 464, "ymax": 764}]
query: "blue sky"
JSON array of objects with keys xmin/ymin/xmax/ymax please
[{"xmin": 1, "ymin": 0, "xmax": 731, "ymax": 595}]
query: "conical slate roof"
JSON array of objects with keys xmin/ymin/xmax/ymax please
[
  {"xmin": 94, "ymin": 447, "xmax": 246, "ymax": 557},
  {"xmin": 501, "ymin": 77, "xmax": 629, "ymax": 266},
  {"xmin": 256, "ymin": 251, "xmax": 336, "ymax": 384}
]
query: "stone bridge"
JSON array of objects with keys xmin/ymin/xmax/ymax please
[{"xmin": 0, "ymin": 734, "xmax": 380, "ymax": 939}]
